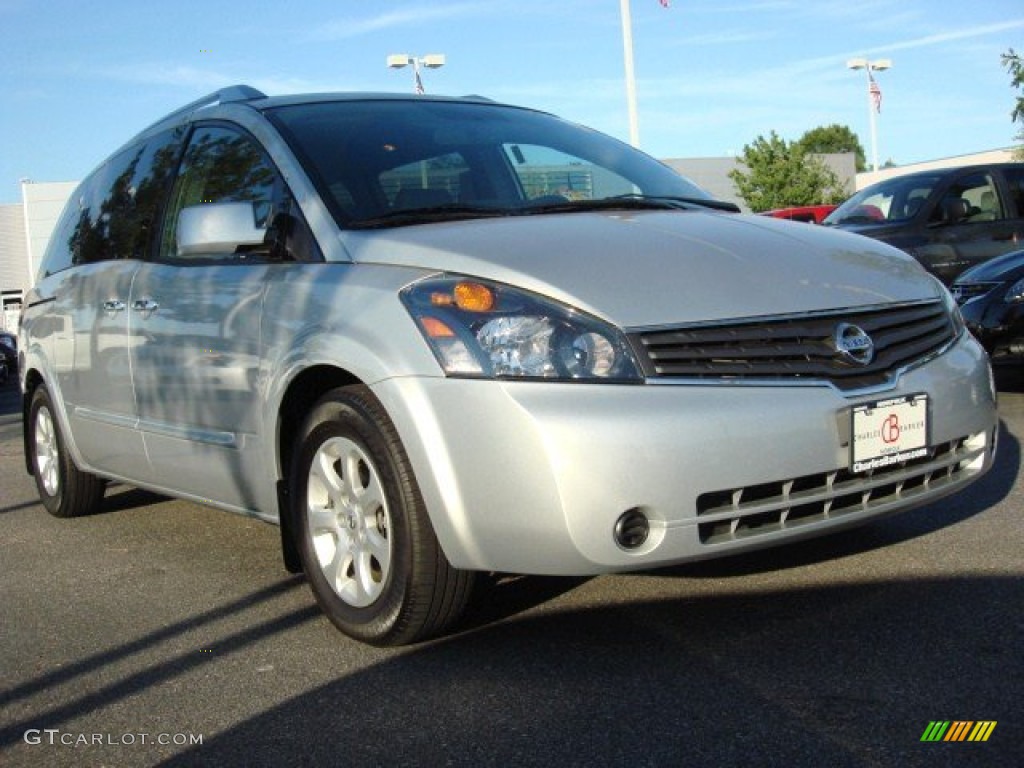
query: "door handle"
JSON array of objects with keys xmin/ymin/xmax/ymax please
[
  {"xmin": 132, "ymin": 299, "xmax": 160, "ymax": 313},
  {"xmin": 102, "ymin": 300, "xmax": 126, "ymax": 312}
]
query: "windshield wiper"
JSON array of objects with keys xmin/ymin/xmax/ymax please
[
  {"xmin": 617, "ymin": 194, "xmax": 740, "ymax": 212},
  {"xmin": 350, "ymin": 194, "xmax": 740, "ymax": 228},
  {"xmin": 521, "ymin": 194, "xmax": 740, "ymax": 215},
  {"xmin": 349, "ymin": 204, "xmax": 511, "ymax": 229}
]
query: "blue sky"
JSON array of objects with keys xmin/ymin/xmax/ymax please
[{"xmin": 1, "ymin": 0, "xmax": 1022, "ymax": 203}]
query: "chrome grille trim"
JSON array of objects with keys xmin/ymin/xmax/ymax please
[
  {"xmin": 629, "ymin": 300, "xmax": 955, "ymax": 392},
  {"xmin": 695, "ymin": 433, "xmax": 987, "ymax": 546}
]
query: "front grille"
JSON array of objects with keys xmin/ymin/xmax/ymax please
[
  {"xmin": 951, "ymin": 282, "xmax": 1000, "ymax": 305},
  {"xmin": 695, "ymin": 433, "xmax": 986, "ymax": 545},
  {"xmin": 630, "ymin": 301, "xmax": 954, "ymax": 391}
]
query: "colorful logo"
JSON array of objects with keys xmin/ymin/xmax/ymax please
[{"xmin": 920, "ymin": 721, "xmax": 997, "ymax": 742}]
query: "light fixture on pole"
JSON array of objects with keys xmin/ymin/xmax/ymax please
[
  {"xmin": 387, "ymin": 53, "xmax": 446, "ymax": 95},
  {"xmin": 847, "ymin": 57, "xmax": 892, "ymax": 172}
]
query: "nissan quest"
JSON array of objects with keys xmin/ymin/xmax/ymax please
[{"xmin": 19, "ymin": 86, "xmax": 998, "ymax": 645}]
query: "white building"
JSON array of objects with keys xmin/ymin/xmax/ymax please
[{"xmin": 0, "ymin": 180, "xmax": 77, "ymax": 331}]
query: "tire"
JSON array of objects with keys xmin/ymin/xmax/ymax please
[
  {"xmin": 28, "ymin": 386, "xmax": 106, "ymax": 518},
  {"xmin": 292, "ymin": 387, "xmax": 475, "ymax": 647},
  {"xmin": 291, "ymin": 385, "xmax": 475, "ymax": 646}
]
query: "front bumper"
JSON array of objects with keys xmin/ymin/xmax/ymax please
[{"xmin": 373, "ymin": 333, "xmax": 997, "ymax": 575}]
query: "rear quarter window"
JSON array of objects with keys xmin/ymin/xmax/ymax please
[
  {"xmin": 37, "ymin": 182, "xmax": 88, "ymax": 278},
  {"xmin": 39, "ymin": 128, "xmax": 185, "ymax": 277}
]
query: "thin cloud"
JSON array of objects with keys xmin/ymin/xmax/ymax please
[
  {"xmin": 89, "ymin": 64, "xmax": 354, "ymax": 96},
  {"xmin": 687, "ymin": 1, "xmax": 799, "ymax": 13},
  {"xmin": 92, "ymin": 64, "xmax": 235, "ymax": 90},
  {"xmin": 309, "ymin": 3, "xmax": 491, "ymax": 41},
  {"xmin": 677, "ymin": 30, "xmax": 777, "ymax": 46},
  {"xmin": 862, "ymin": 19, "xmax": 1024, "ymax": 56},
  {"xmin": 703, "ymin": 17, "xmax": 1024, "ymax": 86}
]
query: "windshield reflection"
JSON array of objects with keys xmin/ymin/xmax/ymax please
[{"xmin": 267, "ymin": 100, "xmax": 716, "ymax": 227}]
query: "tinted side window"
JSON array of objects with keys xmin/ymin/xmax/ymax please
[
  {"xmin": 73, "ymin": 148, "xmax": 140, "ymax": 264},
  {"xmin": 1004, "ymin": 167, "xmax": 1024, "ymax": 217},
  {"xmin": 161, "ymin": 124, "xmax": 282, "ymax": 260},
  {"xmin": 931, "ymin": 172, "xmax": 1003, "ymax": 224},
  {"xmin": 129, "ymin": 128, "xmax": 187, "ymax": 260},
  {"xmin": 38, "ymin": 180, "xmax": 93, "ymax": 277},
  {"xmin": 159, "ymin": 123, "xmax": 319, "ymax": 262},
  {"xmin": 45, "ymin": 128, "xmax": 187, "ymax": 272}
]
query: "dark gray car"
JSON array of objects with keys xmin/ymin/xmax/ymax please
[{"xmin": 824, "ymin": 163, "xmax": 1024, "ymax": 284}]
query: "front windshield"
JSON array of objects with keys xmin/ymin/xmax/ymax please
[
  {"xmin": 266, "ymin": 99, "xmax": 715, "ymax": 227},
  {"xmin": 824, "ymin": 173, "xmax": 943, "ymax": 226}
]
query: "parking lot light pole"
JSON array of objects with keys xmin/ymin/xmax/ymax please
[
  {"xmin": 387, "ymin": 53, "xmax": 446, "ymax": 94},
  {"xmin": 620, "ymin": 0, "xmax": 641, "ymax": 147},
  {"xmin": 847, "ymin": 57, "xmax": 892, "ymax": 172}
]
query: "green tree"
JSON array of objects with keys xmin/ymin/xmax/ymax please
[
  {"xmin": 728, "ymin": 131, "xmax": 849, "ymax": 212},
  {"xmin": 796, "ymin": 124, "xmax": 867, "ymax": 172},
  {"xmin": 1002, "ymin": 48, "xmax": 1024, "ymax": 158}
]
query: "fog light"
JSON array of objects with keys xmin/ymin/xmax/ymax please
[{"xmin": 614, "ymin": 508, "xmax": 649, "ymax": 550}]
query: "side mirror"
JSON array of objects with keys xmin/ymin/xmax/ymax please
[{"xmin": 176, "ymin": 202, "xmax": 266, "ymax": 257}]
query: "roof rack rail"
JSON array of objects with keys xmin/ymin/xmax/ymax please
[{"xmin": 157, "ymin": 84, "xmax": 267, "ymax": 126}]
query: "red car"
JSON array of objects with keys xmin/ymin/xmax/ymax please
[{"xmin": 759, "ymin": 205, "xmax": 837, "ymax": 224}]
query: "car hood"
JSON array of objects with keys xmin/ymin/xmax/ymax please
[
  {"xmin": 340, "ymin": 210, "xmax": 940, "ymax": 328},
  {"xmin": 955, "ymin": 248, "xmax": 1024, "ymax": 282}
]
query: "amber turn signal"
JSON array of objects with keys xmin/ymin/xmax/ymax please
[
  {"xmin": 454, "ymin": 282, "xmax": 495, "ymax": 312},
  {"xmin": 420, "ymin": 316, "xmax": 456, "ymax": 338}
]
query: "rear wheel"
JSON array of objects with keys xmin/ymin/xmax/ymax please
[
  {"xmin": 28, "ymin": 386, "xmax": 105, "ymax": 518},
  {"xmin": 291, "ymin": 385, "xmax": 475, "ymax": 646}
]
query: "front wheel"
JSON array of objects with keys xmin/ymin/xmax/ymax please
[
  {"xmin": 291, "ymin": 385, "xmax": 475, "ymax": 646},
  {"xmin": 28, "ymin": 386, "xmax": 105, "ymax": 518}
]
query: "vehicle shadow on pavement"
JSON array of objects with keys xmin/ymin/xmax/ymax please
[
  {"xmin": 148, "ymin": 574, "xmax": 1022, "ymax": 768},
  {"xmin": 993, "ymin": 361, "xmax": 1024, "ymax": 393},
  {"xmin": 99, "ymin": 484, "xmax": 172, "ymax": 515},
  {"xmin": 0, "ymin": 578, "xmax": 313, "ymax": 747}
]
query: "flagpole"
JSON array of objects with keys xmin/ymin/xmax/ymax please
[
  {"xmin": 620, "ymin": 0, "xmax": 641, "ymax": 147},
  {"xmin": 847, "ymin": 57, "xmax": 891, "ymax": 173},
  {"xmin": 866, "ymin": 65, "xmax": 879, "ymax": 172}
]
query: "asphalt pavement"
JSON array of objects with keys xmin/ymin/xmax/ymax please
[{"xmin": 1, "ymin": 367, "xmax": 1022, "ymax": 768}]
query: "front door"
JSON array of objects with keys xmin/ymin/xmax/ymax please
[{"xmin": 129, "ymin": 123, "xmax": 288, "ymax": 511}]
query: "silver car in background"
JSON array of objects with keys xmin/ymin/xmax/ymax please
[{"xmin": 20, "ymin": 87, "xmax": 998, "ymax": 645}]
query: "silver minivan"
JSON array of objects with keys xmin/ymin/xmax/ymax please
[{"xmin": 20, "ymin": 86, "xmax": 998, "ymax": 645}]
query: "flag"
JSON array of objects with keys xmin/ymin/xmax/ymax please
[
  {"xmin": 868, "ymin": 70, "xmax": 882, "ymax": 113},
  {"xmin": 415, "ymin": 68, "xmax": 425, "ymax": 95},
  {"xmin": 660, "ymin": 0, "xmax": 670, "ymax": 6}
]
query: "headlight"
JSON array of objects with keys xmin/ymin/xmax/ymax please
[
  {"xmin": 401, "ymin": 276, "xmax": 643, "ymax": 382},
  {"xmin": 1005, "ymin": 277, "xmax": 1024, "ymax": 304}
]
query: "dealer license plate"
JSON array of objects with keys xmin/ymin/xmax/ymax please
[{"xmin": 850, "ymin": 394, "xmax": 929, "ymax": 473}]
